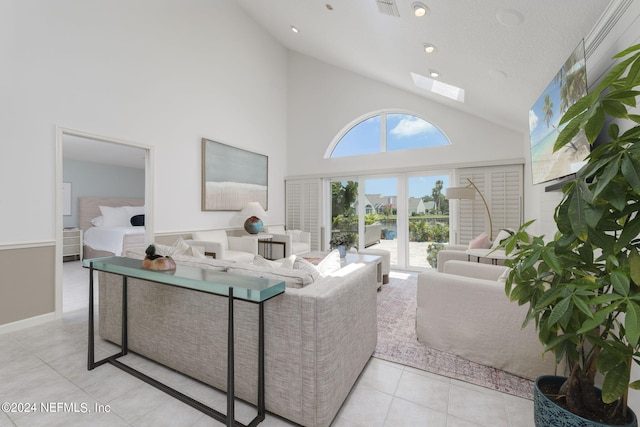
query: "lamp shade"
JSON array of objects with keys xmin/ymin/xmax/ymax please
[{"xmin": 445, "ymin": 187, "xmax": 476, "ymax": 200}]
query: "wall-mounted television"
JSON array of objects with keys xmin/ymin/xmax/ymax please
[{"xmin": 529, "ymin": 40, "xmax": 590, "ymax": 186}]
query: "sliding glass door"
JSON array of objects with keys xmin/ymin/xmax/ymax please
[
  {"xmin": 407, "ymin": 174, "xmax": 450, "ymax": 269},
  {"xmin": 363, "ymin": 177, "xmax": 398, "ymax": 265},
  {"xmin": 329, "ymin": 172, "xmax": 450, "ymax": 270}
]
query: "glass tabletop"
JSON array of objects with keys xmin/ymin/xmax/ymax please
[{"xmin": 83, "ymin": 256, "xmax": 285, "ymax": 303}]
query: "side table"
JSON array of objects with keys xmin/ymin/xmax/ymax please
[{"xmin": 84, "ymin": 256, "xmax": 285, "ymax": 427}]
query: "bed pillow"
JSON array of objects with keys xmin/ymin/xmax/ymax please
[
  {"xmin": 99, "ymin": 206, "xmax": 130, "ymax": 227},
  {"xmin": 124, "ymin": 205, "xmax": 145, "ymax": 217},
  {"xmin": 130, "ymin": 214, "xmax": 145, "ymax": 226},
  {"xmin": 90, "ymin": 216, "xmax": 104, "ymax": 227}
]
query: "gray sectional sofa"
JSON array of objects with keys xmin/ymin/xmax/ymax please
[{"xmin": 97, "ymin": 249, "xmax": 379, "ymax": 427}]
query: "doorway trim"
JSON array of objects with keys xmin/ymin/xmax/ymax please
[{"xmin": 54, "ymin": 126, "xmax": 155, "ymax": 318}]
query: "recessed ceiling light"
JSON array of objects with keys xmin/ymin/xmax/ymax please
[
  {"xmin": 423, "ymin": 43, "xmax": 436, "ymax": 54},
  {"xmin": 290, "ymin": 25, "xmax": 299, "ymax": 33},
  {"xmin": 413, "ymin": 3, "xmax": 429, "ymax": 17},
  {"xmin": 428, "ymin": 69, "xmax": 440, "ymax": 78}
]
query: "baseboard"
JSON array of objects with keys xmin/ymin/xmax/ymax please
[{"xmin": 0, "ymin": 312, "xmax": 56, "ymax": 335}]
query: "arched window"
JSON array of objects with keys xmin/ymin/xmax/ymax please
[{"xmin": 327, "ymin": 112, "xmax": 450, "ymax": 158}]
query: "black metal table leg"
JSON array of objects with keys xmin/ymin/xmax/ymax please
[
  {"xmin": 227, "ymin": 286, "xmax": 234, "ymax": 427},
  {"xmin": 88, "ymin": 263, "xmax": 95, "ymax": 370}
]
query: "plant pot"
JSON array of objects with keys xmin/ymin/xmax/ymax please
[{"xmin": 534, "ymin": 376, "xmax": 637, "ymax": 427}]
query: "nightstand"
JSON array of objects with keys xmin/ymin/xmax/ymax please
[{"xmin": 63, "ymin": 228, "xmax": 83, "ymax": 261}]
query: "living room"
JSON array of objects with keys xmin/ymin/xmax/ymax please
[{"xmin": 2, "ymin": 0, "xmax": 640, "ymax": 426}]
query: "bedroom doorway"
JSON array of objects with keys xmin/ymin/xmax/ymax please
[{"xmin": 54, "ymin": 127, "xmax": 154, "ymax": 317}]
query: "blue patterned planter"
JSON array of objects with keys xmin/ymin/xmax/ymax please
[{"xmin": 534, "ymin": 376, "xmax": 637, "ymax": 427}]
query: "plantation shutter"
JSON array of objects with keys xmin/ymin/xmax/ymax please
[
  {"xmin": 285, "ymin": 178, "xmax": 321, "ymax": 250},
  {"xmin": 455, "ymin": 165, "xmax": 523, "ymax": 245}
]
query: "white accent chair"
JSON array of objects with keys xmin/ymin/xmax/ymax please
[
  {"xmin": 265, "ymin": 225, "xmax": 311, "ymax": 258},
  {"xmin": 416, "ymin": 260, "xmax": 560, "ymax": 380},
  {"xmin": 190, "ymin": 230, "xmax": 257, "ymax": 263}
]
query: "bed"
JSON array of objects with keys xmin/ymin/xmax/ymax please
[{"xmin": 79, "ymin": 197, "xmax": 146, "ymax": 259}]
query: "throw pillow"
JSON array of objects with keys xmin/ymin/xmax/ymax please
[
  {"xmin": 281, "ymin": 254, "xmax": 297, "ymax": 269},
  {"xmin": 130, "ymin": 214, "xmax": 145, "ymax": 226},
  {"xmin": 253, "ymin": 254, "xmax": 296, "ymax": 270},
  {"xmin": 491, "ymin": 229, "xmax": 513, "ymax": 249},
  {"xmin": 293, "ymin": 257, "xmax": 322, "ymax": 281},
  {"xmin": 497, "ymin": 267, "xmax": 510, "ymax": 284},
  {"xmin": 468, "ymin": 232, "xmax": 489, "ymax": 249},
  {"xmin": 316, "ymin": 250, "xmax": 341, "ymax": 276}
]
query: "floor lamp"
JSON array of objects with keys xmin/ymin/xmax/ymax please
[{"xmin": 445, "ymin": 178, "xmax": 493, "ymax": 241}]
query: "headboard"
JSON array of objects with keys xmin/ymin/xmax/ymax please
[{"xmin": 78, "ymin": 197, "xmax": 145, "ymax": 231}]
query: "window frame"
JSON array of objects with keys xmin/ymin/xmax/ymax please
[{"xmin": 325, "ymin": 110, "xmax": 450, "ymax": 158}]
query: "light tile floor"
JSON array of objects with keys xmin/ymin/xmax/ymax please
[{"xmin": 0, "ymin": 263, "xmax": 535, "ymax": 427}]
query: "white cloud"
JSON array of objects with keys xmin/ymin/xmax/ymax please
[
  {"xmin": 529, "ymin": 110, "xmax": 539, "ymax": 132},
  {"xmin": 390, "ymin": 117, "xmax": 435, "ymax": 137}
]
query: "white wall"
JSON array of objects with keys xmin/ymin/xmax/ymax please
[
  {"xmin": 0, "ymin": 0, "xmax": 288, "ymax": 245},
  {"xmin": 522, "ymin": 0, "xmax": 640, "ymax": 412},
  {"xmin": 286, "ymin": 52, "xmax": 526, "ymax": 178},
  {"xmin": 524, "ymin": 0, "xmax": 640, "ymax": 237}
]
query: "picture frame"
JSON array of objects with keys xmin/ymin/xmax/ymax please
[{"xmin": 201, "ymin": 138, "xmax": 268, "ymax": 211}]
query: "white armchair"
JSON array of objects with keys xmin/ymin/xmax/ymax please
[
  {"xmin": 265, "ymin": 225, "xmax": 311, "ymax": 258},
  {"xmin": 189, "ymin": 230, "xmax": 257, "ymax": 263}
]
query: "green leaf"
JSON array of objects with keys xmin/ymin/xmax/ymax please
[
  {"xmin": 548, "ymin": 296, "xmax": 571, "ymax": 327},
  {"xmin": 622, "ymin": 153, "xmax": 640, "ymax": 190},
  {"xmin": 602, "ymin": 361, "xmax": 631, "ymax": 404},
  {"xmin": 602, "ymin": 99, "xmax": 629, "ymax": 119},
  {"xmin": 568, "ymin": 188, "xmax": 588, "ymax": 241},
  {"xmin": 559, "ymin": 95, "xmax": 594, "ymax": 126},
  {"xmin": 585, "ymin": 107, "xmax": 606, "ymax": 143},
  {"xmin": 555, "ymin": 116, "xmax": 583, "ymax": 152},
  {"xmin": 630, "ymin": 380, "xmax": 640, "ymax": 390},
  {"xmin": 615, "ymin": 214, "xmax": 640, "ymax": 253},
  {"xmin": 593, "ymin": 155, "xmax": 622, "ymax": 199},
  {"xmin": 626, "ymin": 301, "xmax": 640, "ymax": 347},
  {"xmin": 571, "ymin": 294, "xmax": 594, "ymax": 319},
  {"xmin": 630, "ymin": 249, "xmax": 640, "ymax": 285},
  {"xmin": 611, "ymin": 271, "xmax": 631, "ymax": 296}
]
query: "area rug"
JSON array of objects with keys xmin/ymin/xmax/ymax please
[{"xmin": 373, "ymin": 272, "xmax": 534, "ymax": 399}]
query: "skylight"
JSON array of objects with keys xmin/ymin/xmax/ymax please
[{"xmin": 410, "ymin": 72, "xmax": 465, "ymax": 103}]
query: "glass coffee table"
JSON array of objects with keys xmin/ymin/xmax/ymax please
[{"xmin": 83, "ymin": 256, "xmax": 285, "ymax": 427}]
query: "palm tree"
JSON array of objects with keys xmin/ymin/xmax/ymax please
[
  {"xmin": 542, "ymin": 93, "xmax": 554, "ymax": 128},
  {"xmin": 431, "ymin": 180, "xmax": 443, "ymax": 214}
]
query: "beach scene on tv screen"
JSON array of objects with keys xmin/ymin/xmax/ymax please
[{"xmin": 529, "ymin": 42, "xmax": 590, "ymax": 185}]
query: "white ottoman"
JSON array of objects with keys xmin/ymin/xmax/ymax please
[{"xmin": 358, "ymin": 248, "xmax": 391, "ymax": 284}]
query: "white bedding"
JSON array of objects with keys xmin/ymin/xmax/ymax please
[{"xmin": 83, "ymin": 226, "xmax": 145, "ymax": 256}]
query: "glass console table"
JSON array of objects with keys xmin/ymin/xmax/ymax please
[{"xmin": 83, "ymin": 256, "xmax": 286, "ymax": 427}]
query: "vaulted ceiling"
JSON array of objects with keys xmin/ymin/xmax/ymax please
[{"xmin": 236, "ymin": 0, "xmax": 612, "ymax": 133}]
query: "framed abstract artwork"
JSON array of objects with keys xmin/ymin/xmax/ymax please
[{"xmin": 201, "ymin": 138, "xmax": 268, "ymax": 211}]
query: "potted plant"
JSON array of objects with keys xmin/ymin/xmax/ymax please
[
  {"xmin": 330, "ymin": 232, "xmax": 356, "ymax": 257},
  {"xmin": 501, "ymin": 43, "xmax": 640, "ymax": 426}
]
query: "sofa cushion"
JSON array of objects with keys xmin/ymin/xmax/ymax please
[
  {"xmin": 227, "ymin": 263, "xmax": 314, "ymax": 288},
  {"xmin": 253, "ymin": 254, "xmax": 296, "ymax": 270}
]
